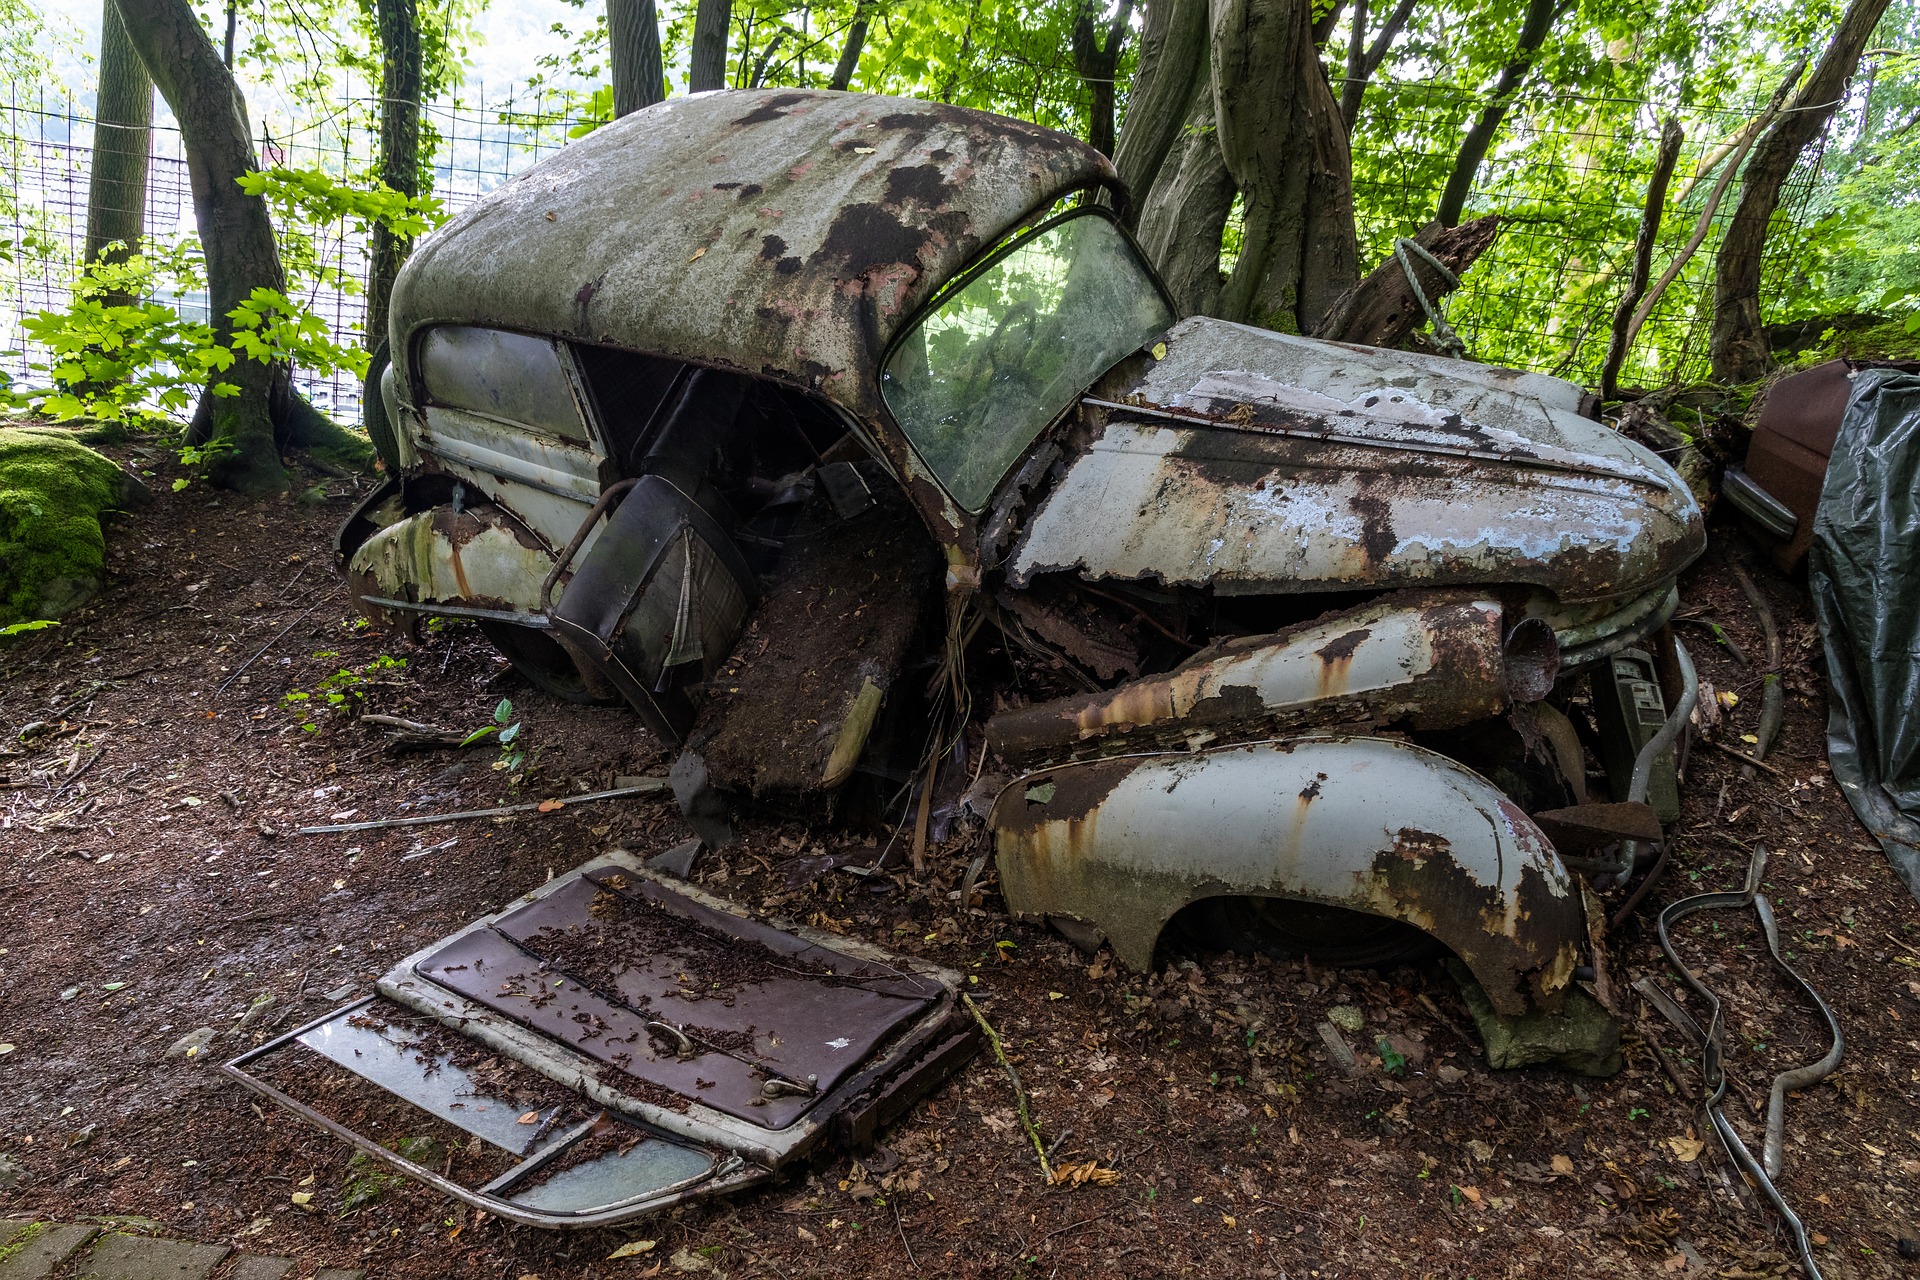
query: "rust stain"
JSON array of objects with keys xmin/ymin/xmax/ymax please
[{"xmin": 1313, "ymin": 626, "xmax": 1370, "ymax": 699}]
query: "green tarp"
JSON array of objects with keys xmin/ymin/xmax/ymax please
[{"xmin": 1809, "ymin": 369, "xmax": 1920, "ymax": 900}]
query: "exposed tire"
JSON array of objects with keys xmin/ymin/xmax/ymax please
[
  {"xmin": 362, "ymin": 339, "xmax": 402, "ymax": 475},
  {"xmin": 478, "ymin": 621, "xmax": 610, "ymax": 705},
  {"xmin": 1184, "ymin": 895, "xmax": 1445, "ymax": 969}
]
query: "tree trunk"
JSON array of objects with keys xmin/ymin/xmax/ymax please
[
  {"xmin": 1211, "ymin": 0, "xmax": 1358, "ymax": 333},
  {"xmin": 1599, "ymin": 117, "xmax": 1682, "ymax": 401},
  {"xmin": 1338, "ymin": 0, "xmax": 1415, "ymax": 133},
  {"xmin": 1312, "ymin": 214, "xmax": 1498, "ymax": 346},
  {"xmin": 689, "ymin": 0, "xmax": 731, "ymax": 92},
  {"xmin": 1711, "ymin": 0, "xmax": 1892, "ymax": 384},
  {"xmin": 1072, "ymin": 0, "xmax": 1135, "ymax": 158},
  {"xmin": 828, "ymin": 9, "xmax": 868, "ymax": 90},
  {"xmin": 84, "ymin": 0, "xmax": 152, "ymax": 304},
  {"xmin": 366, "ymin": 0, "xmax": 420, "ymax": 355},
  {"xmin": 1111, "ymin": 0, "xmax": 1210, "ymax": 222},
  {"xmin": 1134, "ymin": 64, "xmax": 1235, "ymax": 315},
  {"xmin": 1433, "ymin": 0, "xmax": 1560, "ymax": 228},
  {"xmin": 115, "ymin": 0, "xmax": 368, "ymax": 493},
  {"xmin": 608, "ymin": 0, "xmax": 665, "ymax": 115}
]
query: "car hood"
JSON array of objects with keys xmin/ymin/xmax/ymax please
[{"xmin": 1005, "ymin": 317, "xmax": 1705, "ymax": 604}]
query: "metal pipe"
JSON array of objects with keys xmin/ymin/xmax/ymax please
[
  {"xmin": 1562, "ymin": 636, "xmax": 1697, "ymax": 878},
  {"xmin": 540, "ymin": 477, "xmax": 640, "ymax": 614}
]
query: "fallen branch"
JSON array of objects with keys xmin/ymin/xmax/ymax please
[
  {"xmin": 962, "ymin": 993, "xmax": 1053, "ymax": 1182},
  {"xmin": 1702, "ymin": 736, "xmax": 1790, "ymax": 780},
  {"xmin": 292, "ymin": 780, "xmax": 669, "ymax": 835},
  {"xmin": 359, "ymin": 714, "xmax": 479, "ymax": 752},
  {"xmin": 218, "ymin": 598, "xmax": 325, "ymax": 694},
  {"xmin": 1623, "ymin": 58, "xmax": 1803, "ymax": 359},
  {"xmin": 1310, "ymin": 214, "xmax": 1501, "ymax": 350}
]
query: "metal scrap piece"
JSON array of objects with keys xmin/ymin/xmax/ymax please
[{"xmin": 1641, "ymin": 844, "xmax": 1844, "ymax": 1280}]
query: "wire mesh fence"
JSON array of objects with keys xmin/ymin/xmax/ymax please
[
  {"xmin": 1343, "ymin": 75, "xmax": 1834, "ymax": 388},
  {"xmin": 0, "ymin": 78, "xmax": 590, "ymax": 419},
  {"xmin": 1, "ymin": 69, "xmax": 1838, "ymax": 423}
]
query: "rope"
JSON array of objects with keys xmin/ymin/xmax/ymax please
[{"xmin": 1393, "ymin": 236, "xmax": 1466, "ymax": 358}]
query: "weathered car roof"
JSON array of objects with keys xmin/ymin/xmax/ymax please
[{"xmin": 390, "ymin": 89, "xmax": 1118, "ymax": 423}]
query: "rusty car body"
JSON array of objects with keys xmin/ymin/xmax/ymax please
[{"xmin": 318, "ymin": 87, "xmax": 1708, "ymax": 1166}]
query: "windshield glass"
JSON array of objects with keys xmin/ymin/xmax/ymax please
[{"xmin": 880, "ymin": 211, "xmax": 1174, "ymax": 512}]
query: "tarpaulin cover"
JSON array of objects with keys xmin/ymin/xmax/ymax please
[{"xmin": 1808, "ymin": 368, "xmax": 1920, "ymax": 901}]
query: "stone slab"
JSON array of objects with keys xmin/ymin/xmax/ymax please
[
  {"xmin": 225, "ymin": 1257, "xmax": 295, "ymax": 1280},
  {"xmin": 70, "ymin": 1232, "xmax": 230, "ymax": 1280},
  {"xmin": 0, "ymin": 1223, "xmax": 99, "ymax": 1280},
  {"xmin": 312, "ymin": 1271, "xmax": 364, "ymax": 1280},
  {"xmin": 0, "ymin": 1224, "xmax": 33, "ymax": 1248}
]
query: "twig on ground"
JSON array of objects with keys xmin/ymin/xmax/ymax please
[
  {"xmin": 291, "ymin": 780, "xmax": 669, "ymax": 835},
  {"xmin": 889, "ymin": 1193, "xmax": 918, "ymax": 1270},
  {"xmin": 48, "ymin": 746, "xmax": 106, "ymax": 801},
  {"xmin": 1703, "ymin": 737, "xmax": 1790, "ymax": 779},
  {"xmin": 219, "ymin": 599, "xmax": 325, "ymax": 694},
  {"xmin": 1036, "ymin": 1213, "xmax": 1110, "ymax": 1247},
  {"xmin": 962, "ymin": 992, "xmax": 1053, "ymax": 1182}
]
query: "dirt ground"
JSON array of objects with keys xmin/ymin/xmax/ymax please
[{"xmin": 3, "ymin": 435, "xmax": 1919, "ymax": 1280}]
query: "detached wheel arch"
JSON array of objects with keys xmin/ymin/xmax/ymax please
[{"xmin": 990, "ymin": 737, "xmax": 1585, "ymax": 1016}]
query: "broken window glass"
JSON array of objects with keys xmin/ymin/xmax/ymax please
[{"xmin": 880, "ymin": 211, "xmax": 1173, "ymax": 512}]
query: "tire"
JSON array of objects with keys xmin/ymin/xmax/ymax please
[
  {"xmin": 478, "ymin": 621, "xmax": 611, "ymax": 705},
  {"xmin": 1186, "ymin": 895, "xmax": 1444, "ymax": 969},
  {"xmin": 363, "ymin": 339, "xmax": 402, "ymax": 475}
]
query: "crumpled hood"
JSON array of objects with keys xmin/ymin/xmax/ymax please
[{"xmin": 1006, "ymin": 318, "xmax": 1705, "ymax": 604}]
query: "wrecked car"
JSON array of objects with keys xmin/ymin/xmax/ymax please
[{"xmin": 256, "ymin": 87, "xmax": 1707, "ymax": 1224}]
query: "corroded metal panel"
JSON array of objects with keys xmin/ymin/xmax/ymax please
[
  {"xmin": 1010, "ymin": 318, "xmax": 1704, "ymax": 604},
  {"xmin": 347, "ymin": 504, "xmax": 559, "ymax": 619},
  {"xmin": 990, "ymin": 737, "xmax": 1583, "ymax": 1015},
  {"xmin": 987, "ymin": 594, "xmax": 1523, "ymax": 763},
  {"xmin": 390, "ymin": 90, "xmax": 1115, "ymax": 428}
]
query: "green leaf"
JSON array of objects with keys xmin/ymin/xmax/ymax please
[{"xmin": 494, "ymin": 699, "xmax": 514, "ymax": 724}]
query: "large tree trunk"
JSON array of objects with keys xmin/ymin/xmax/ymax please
[
  {"xmin": 1312, "ymin": 214, "xmax": 1498, "ymax": 346},
  {"xmin": 689, "ymin": 0, "xmax": 731, "ymax": 92},
  {"xmin": 1072, "ymin": 0, "xmax": 1135, "ymax": 158},
  {"xmin": 1134, "ymin": 63, "xmax": 1235, "ymax": 315},
  {"xmin": 828, "ymin": 7, "xmax": 868, "ymax": 90},
  {"xmin": 115, "ymin": 0, "xmax": 368, "ymax": 493},
  {"xmin": 84, "ymin": 0, "xmax": 152, "ymax": 303},
  {"xmin": 608, "ymin": 0, "xmax": 665, "ymax": 115},
  {"xmin": 1111, "ymin": 0, "xmax": 1210, "ymax": 222},
  {"xmin": 1711, "ymin": 0, "xmax": 1891, "ymax": 384},
  {"xmin": 1211, "ymin": 0, "xmax": 1358, "ymax": 333},
  {"xmin": 1433, "ymin": 0, "xmax": 1560, "ymax": 228},
  {"xmin": 365, "ymin": 0, "xmax": 420, "ymax": 355}
]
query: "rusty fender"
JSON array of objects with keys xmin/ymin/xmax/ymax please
[
  {"xmin": 990, "ymin": 737, "xmax": 1583, "ymax": 1015},
  {"xmin": 346, "ymin": 503, "xmax": 557, "ymax": 624},
  {"xmin": 986, "ymin": 594, "xmax": 1557, "ymax": 764}
]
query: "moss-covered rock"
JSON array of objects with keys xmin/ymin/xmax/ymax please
[
  {"xmin": 1447, "ymin": 958, "xmax": 1622, "ymax": 1076},
  {"xmin": 0, "ymin": 425, "xmax": 144, "ymax": 627}
]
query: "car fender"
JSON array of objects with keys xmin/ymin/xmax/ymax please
[{"xmin": 990, "ymin": 736, "xmax": 1583, "ymax": 1015}]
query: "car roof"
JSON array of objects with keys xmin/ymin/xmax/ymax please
[{"xmin": 389, "ymin": 89, "xmax": 1118, "ymax": 424}]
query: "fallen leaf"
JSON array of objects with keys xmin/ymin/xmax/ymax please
[
  {"xmin": 517, "ymin": 1111, "xmax": 541, "ymax": 1124},
  {"xmin": 1667, "ymin": 1136, "xmax": 1705, "ymax": 1163},
  {"xmin": 689, "ymin": 247, "xmax": 707, "ymax": 262},
  {"xmin": 0, "ymin": 1044, "xmax": 14, "ymax": 1056},
  {"xmin": 1047, "ymin": 991, "xmax": 1065, "ymax": 1001},
  {"xmin": 290, "ymin": 1191, "xmax": 313, "ymax": 1207},
  {"xmin": 537, "ymin": 799, "xmax": 565, "ymax": 813},
  {"xmin": 1150, "ymin": 342, "xmax": 1168, "ymax": 360},
  {"xmin": 1662, "ymin": 1253, "xmax": 1687, "ymax": 1271},
  {"xmin": 608, "ymin": 1240, "xmax": 657, "ymax": 1259},
  {"xmin": 1050, "ymin": 1159, "xmax": 1121, "ymax": 1187},
  {"xmin": 1551, "ymin": 1154, "xmax": 1575, "ymax": 1175}
]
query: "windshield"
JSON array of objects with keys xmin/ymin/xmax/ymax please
[{"xmin": 880, "ymin": 211, "xmax": 1175, "ymax": 512}]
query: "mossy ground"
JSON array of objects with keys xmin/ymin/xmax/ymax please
[{"xmin": 0, "ymin": 424, "xmax": 132, "ymax": 627}]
